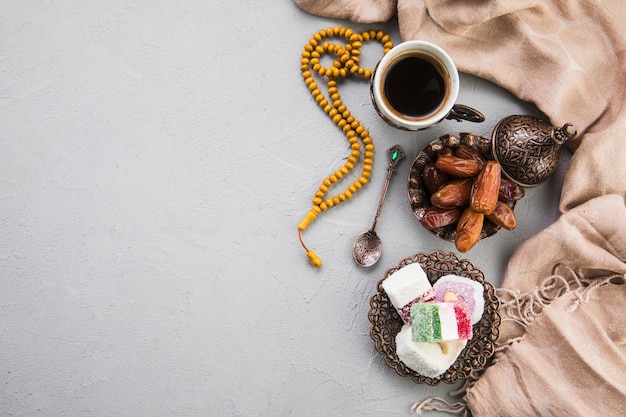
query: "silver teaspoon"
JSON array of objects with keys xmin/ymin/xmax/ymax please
[{"xmin": 352, "ymin": 145, "xmax": 404, "ymax": 267}]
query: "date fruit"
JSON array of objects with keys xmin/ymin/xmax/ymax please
[
  {"xmin": 435, "ymin": 155, "xmax": 482, "ymax": 177},
  {"xmin": 415, "ymin": 143, "xmax": 522, "ymax": 251},
  {"xmin": 423, "ymin": 163, "xmax": 451, "ymax": 195},
  {"xmin": 439, "ymin": 147, "xmax": 454, "ymax": 157},
  {"xmin": 455, "ymin": 207, "xmax": 484, "ymax": 253},
  {"xmin": 498, "ymin": 177, "xmax": 525, "ymax": 202},
  {"xmin": 431, "ymin": 178, "xmax": 473, "ymax": 209},
  {"xmin": 420, "ymin": 206, "xmax": 462, "ymax": 230},
  {"xmin": 455, "ymin": 145, "xmax": 486, "ymax": 169},
  {"xmin": 486, "ymin": 201, "xmax": 517, "ymax": 230},
  {"xmin": 470, "ymin": 161, "xmax": 501, "ymax": 215}
]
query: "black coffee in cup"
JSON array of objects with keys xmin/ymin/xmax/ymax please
[
  {"xmin": 371, "ymin": 41, "xmax": 482, "ymax": 130},
  {"xmin": 383, "ymin": 54, "xmax": 447, "ymax": 118}
]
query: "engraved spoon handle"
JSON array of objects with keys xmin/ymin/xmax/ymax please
[{"xmin": 370, "ymin": 145, "xmax": 404, "ymax": 232}]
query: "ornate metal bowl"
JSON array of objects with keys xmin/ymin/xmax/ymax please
[
  {"xmin": 368, "ymin": 250, "xmax": 500, "ymax": 385},
  {"xmin": 407, "ymin": 132, "xmax": 516, "ymax": 242}
]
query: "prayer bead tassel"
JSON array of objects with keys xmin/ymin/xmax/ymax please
[{"xmin": 297, "ymin": 27, "xmax": 393, "ymax": 267}]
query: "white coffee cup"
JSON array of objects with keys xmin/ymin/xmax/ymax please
[{"xmin": 370, "ymin": 40, "xmax": 483, "ymax": 131}]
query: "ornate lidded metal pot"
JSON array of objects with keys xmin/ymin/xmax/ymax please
[{"xmin": 491, "ymin": 115, "xmax": 577, "ymax": 187}]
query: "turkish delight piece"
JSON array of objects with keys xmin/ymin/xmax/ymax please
[
  {"xmin": 433, "ymin": 274, "xmax": 484, "ymax": 324},
  {"xmin": 381, "ymin": 262, "xmax": 435, "ymax": 323},
  {"xmin": 410, "ymin": 301, "xmax": 472, "ymax": 343},
  {"xmin": 395, "ymin": 324, "xmax": 466, "ymax": 377}
]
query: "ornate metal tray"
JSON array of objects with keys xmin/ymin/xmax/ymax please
[
  {"xmin": 407, "ymin": 132, "xmax": 516, "ymax": 242},
  {"xmin": 368, "ymin": 250, "xmax": 500, "ymax": 385}
]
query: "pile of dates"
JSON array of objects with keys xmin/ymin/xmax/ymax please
[{"xmin": 419, "ymin": 145, "xmax": 524, "ymax": 252}]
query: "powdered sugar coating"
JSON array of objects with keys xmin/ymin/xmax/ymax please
[
  {"xmin": 433, "ymin": 274, "xmax": 484, "ymax": 324},
  {"xmin": 382, "ymin": 262, "xmax": 434, "ymax": 323},
  {"xmin": 395, "ymin": 324, "xmax": 467, "ymax": 377}
]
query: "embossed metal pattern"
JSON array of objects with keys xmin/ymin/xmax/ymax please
[
  {"xmin": 407, "ymin": 132, "xmax": 515, "ymax": 242},
  {"xmin": 491, "ymin": 115, "xmax": 574, "ymax": 187},
  {"xmin": 368, "ymin": 250, "xmax": 500, "ymax": 385}
]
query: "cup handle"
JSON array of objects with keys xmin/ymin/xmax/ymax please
[{"xmin": 446, "ymin": 104, "xmax": 485, "ymax": 123}]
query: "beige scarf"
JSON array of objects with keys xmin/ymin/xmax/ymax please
[{"xmin": 295, "ymin": 1, "xmax": 626, "ymax": 415}]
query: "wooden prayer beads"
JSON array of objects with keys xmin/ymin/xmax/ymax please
[{"xmin": 297, "ymin": 27, "xmax": 393, "ymax": 267}]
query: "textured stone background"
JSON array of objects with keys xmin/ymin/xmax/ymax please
[{"xmin": 0, "ymin": 1, "xmax": 568, "ymax": 416}]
